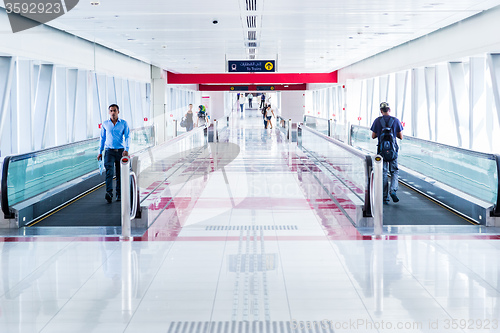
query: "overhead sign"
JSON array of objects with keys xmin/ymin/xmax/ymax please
[
  {"xmin": 228, "ymin": 60, "xmax": 276, "ymax": 73},
  {"xmin": 256, "ymin": 86, "xmax": 275, "ymax": 91},
  {"xmin": 230, "ymin": 86, "xmax": 249, "ymax": 91},
  {"xmin": 230, "ymin": 86, "xmax": 276, "ymax": 91}
]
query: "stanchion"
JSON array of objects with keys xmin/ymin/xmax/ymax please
[
  {"xmin": 372, "ymin": 155, "xmax": 383, "ymax": 237},
  {"xmin": 288, "ymin": 119, "xmax": 292, "ymax": 141},
  {"xmin": 214, "ymin": 119, "xmax": 218, "ymax": 142},
  {"xmin": 120, "ymin": 156, "xmax": 131, "ymax": 240},
  {"xmin": 173, "ymin": 119, "xmax": 177, "ymax": 137}
]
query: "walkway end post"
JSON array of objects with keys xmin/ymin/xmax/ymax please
[
  {"xmin": 120, "ymin": 156, "xmax": 131, "ymax": 240},
  {"xmin": 373, "ymin": 155, "xmax": 383, "ymax": 237}
]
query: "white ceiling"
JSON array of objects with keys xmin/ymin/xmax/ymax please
[{"xmin": 40, "ymin": 0, "xmax": 500, "ymax": 73}]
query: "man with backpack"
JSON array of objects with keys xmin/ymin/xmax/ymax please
[{"xmin": 370, "ymin": 102, "xmax": 404, "ymax": 204}]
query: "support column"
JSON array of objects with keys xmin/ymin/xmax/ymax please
[
  {"xmin": 152, "ymin": 66, "xmax": 166, "ymax": 144},
  {"xmin": 0, "ymin": 57, "xmax": 14, "ymax": 150},
  {"xmin": 32, "ymin": 64, "xmax": 54, "ymax": 150},
  {"xmin": 469, "ymin": 57, "xmax": 486, "ymax": 151},
  {"xmin": 487, "ymin": 54, "xmax": 500, "ymax": 134},
  {"xmin": 280, "ymin": 91, "xmax": 305, "ymax": 123},
  {"xmin": 448, "ymin": 62, "xmax": 468, "ymax": 148},
  {"xmin": 424, "ymin": 67, "xmax": 436, "ymax": 141}
]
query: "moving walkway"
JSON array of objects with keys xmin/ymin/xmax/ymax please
[{"xmin": 299, "ymin": 115, "xmax": 500, "ymax": 228}]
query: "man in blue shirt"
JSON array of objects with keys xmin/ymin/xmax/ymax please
[
  {"xmin": 97, "ymin": 104, "xmax": 130, "ymax": 203},
  {"xmin": 370, "ymin": 102, "xmax": 404, "ymax": 204}
]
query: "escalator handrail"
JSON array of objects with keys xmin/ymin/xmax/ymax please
[
  {"xmin": 352, "ymin": 124, "xmax": 496, "ymax": 157},
  {"xmin": 1, "ymin": 157, "xmax": 13, "ymax": 217},
  {"xmin": 351, "ymin": 124, "xmax": 500, "ymax": 211},
  {"xmin": 1, "ymin": 126, "xmax": 154, "ymax": 218},
  {"xmin": 494, "ymin": 155, "xmax": 500, "ymax": 216}
]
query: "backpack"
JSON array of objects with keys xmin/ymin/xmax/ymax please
[
  {"xmin": 378, "ymin": 117, "xmax": 397, "ymax": 161},
  {"xmin": 197, "ymin": 105, "xmax": 206, "ymax": 119}
]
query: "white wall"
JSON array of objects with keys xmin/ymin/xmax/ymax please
[
  {"xmin": 202, "ymin": 91, "xmax": 225, "ymax": 122},
  {"xmin": 338, "ymin": 5, "xmax": 500, "ymax": 82},
  {"xmin": 280, "ymin": 91, "xmax": 305, "ymax": 123}
]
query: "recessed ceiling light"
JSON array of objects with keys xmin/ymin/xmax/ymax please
[{"xmin": 90, "ymin": 1, "xmax": 100, "ymax": 6}]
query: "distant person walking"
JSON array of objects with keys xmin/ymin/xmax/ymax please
[
  {"xmin": 265, "ymin": 105, "xmax": 275, "ymax": 129},
  {"xmin": 261, "ymin": 103, "xmax": 268, "ymax": 128},
  {"xmin": 239, "ymin": 94, "xmax": 245, "ymax": 112},
  {"xmin": 370, "ymin": 102, "xmax": 404, "ymax": 204},
  {"xmin": 248, "ymin": 93, "xmax": 254, "ymax": 108},
  {"xmin": 97, "ymin": 104, "xmax": 130, "ymax": 203},
  {"xmin": 197, "ymin": 105, "xmax": 209, "ymax": 127},
  {"xmin": 185, "ymin": 104, "xmax": 194, "ymax": 131},
  {"xmin": 260, "ymin": 93, "xmax": 266, "ymax": 108}
]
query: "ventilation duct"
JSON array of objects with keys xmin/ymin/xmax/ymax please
[
  {"xmin": 248, "ymin": 31, "xmax": 256, "ymax": 40},
  {"xmin": 246, "ymin": 0, "xmax": 257, "ymax": 11},
  {"xmin": 246, "ymin": 16, "xmax": 256, "ymax": 28}
]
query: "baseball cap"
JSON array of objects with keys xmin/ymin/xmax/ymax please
[{"xmin": 380, "ymin": 102, "xmax": 389, "ymax": 109}]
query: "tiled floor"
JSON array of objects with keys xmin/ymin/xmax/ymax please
[{"xmin": 1, "ymin": 111, "xmax": 500, "ymax": 332}]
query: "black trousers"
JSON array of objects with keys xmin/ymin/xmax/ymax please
[{"xmin": 104, "ymin": 148, "xmax": 124, "ymax": 197}]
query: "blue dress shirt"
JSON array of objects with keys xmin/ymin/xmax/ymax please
[{"xmin": 99, "ymin": 118, "xmax": 130, "ymax": 154}]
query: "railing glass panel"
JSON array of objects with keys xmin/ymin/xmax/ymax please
[
  {"xmin": 300, "ymin": 125, "xmax": 372, "ymax": 219},
  {"xmin": 331, "ymin": 121, "xmax": 347, "ymax": 142},
  {"xmin": 129, "ymin": 126, "xmax": 155, "ymax": 153},
  {"xmin": 303, "ymin": 115, "xmax": 329, "ymax": 135},
  {"xmin": 134, "ymin": 127, "xmax": 207, "ymax": 224},
  {"xmin": 350, "ymin": 125, "xmax": 499, "ymax": 204}
]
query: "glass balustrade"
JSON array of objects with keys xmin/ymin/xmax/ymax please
[
  {"xmin": 2, "ymin": 126, "xmax": 155, "ymax": 210},
  {"xmin": 299, "ymin": 126, "xmax": 372, "ymax": 222},
  {"xmin": 350, "ymin": 125, "xmax": 499, "ymax": 204},
  {"xmin": 303, "ymin": 115, "xmax": 330, "ymax": 136},
  {"xmin": 133, "ymin": 128, "xmax": 207, "ymax": 224}
]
